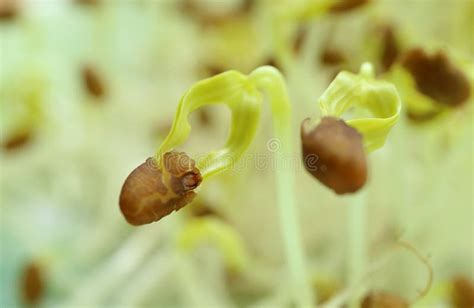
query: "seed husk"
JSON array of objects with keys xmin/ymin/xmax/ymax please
[
  {"xmin": 361, "ymin": 292, "xmax": 408, "ymax": 308},
  {"xmin": 119, "ymin": 151, "xmax": 203, "ymax": 226},
  {"xmin": 451, "ymin": 276, "xmax": 474, "ymax": 308},
  {"xmin": 301, "ymin": 117, "xmax": 367, "ymax": 194},
  {"xmin": 20, "ymin": 262, "xmax": 44, "ymax": 305},
  {"xmin": 401, "ymin": 48, "xmax": 471, "ymax": 107}
]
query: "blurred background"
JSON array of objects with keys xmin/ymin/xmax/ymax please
[{"xmin": 1, "ymin": 0, "xmax": 473, "ymax": 307}]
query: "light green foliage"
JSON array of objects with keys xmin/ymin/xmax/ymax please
[
  {"xmin": 156, "ymin": 70, "xmax": 262, "ymax": 178},
  {"xmin": 177, "ymin": 217, "xmax": 249, "ymax": 272},
  {"xmin": 319, "ymin": 63, "xmax": 401, "ymax": 152}
]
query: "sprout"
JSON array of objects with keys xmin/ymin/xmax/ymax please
[
  {"xmin": 119, "ymin": 152, "xmax": 203, "ymax": 226},
  {"xmin": 361, "ymin": 292, "xmax": 408, "ymax": 308},
  {"xmin": 119, "ymin": 66, "xmax": 314, "ymax": 306},
  {"xmin": 301, "ymin": 62, "xmax": 400, "ymax": 306},
  {"xmin": 302, "ymin": 62, "xmax": 400, "ymax": 193}
]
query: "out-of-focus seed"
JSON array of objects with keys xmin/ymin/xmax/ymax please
[
  {"xmin": 401, "ymin": 48, "xmax": 471, "ymax": 107},
  {"xmin": 2, "ymin": 131, "xmax": 32, "ymax": 152},
  {"xmin": 330, "ymin": 0, "xmax": 370, "ymax": 13},
  {"xmin": 293, "ymin": 26, "xmax": 308, "ymax": 55},
  {"xmin": 119, "ymin": 151, "xmax": 203, "ymax": 226},
  {"xmin": 0, "ymin": 0, "xmax": 17, "ymax": 20},
  {"xmin": 75, "ymin": 0, "xmax": 100, "ymax": 6},
  {"xmin": 179, "ymin": 0, "xmax": 254, "ymax": 27},
  {"xmin": 451, "ymin": 276, "xmax": 474, "ymax": 308},
  {"xmin": 301, "ymin": 117, "xmax": 367, "ymax": 194},
  {"xmin": 81, "ymin": 65, "xmax": 106, "ymax": 99},
  {"xmin": 380, "ymin": 25, "xmax": 400, "ymax": 72},
  {"xmin": 361, "ymin": 292, "xmax": 408, "ymax": 308},
  {"xmin": 20, "ymin": 262, "xmax": 44, "ymax": 306},
  {"xmin": 320, "ymin": 48, "xmax": 346, "ymax": 66}
]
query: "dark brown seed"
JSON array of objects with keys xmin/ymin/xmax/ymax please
[
  {"xmin": 380, "ymin": 25, "xmax": 400, "ymax": 72},
  {"xmin": 451, "ymin": 276, "xmax": 474, "ymax": 308},
  {"xmin": 20, "ymin": 262, "xmax": 44, "ymax": 305},
  {"xmin": 362, "ymin": 292, "xmax": 408, "ymax": 308},
  {"xmin": 2, "ymin": 131, "xmax": 32, "ymax": 151},
  {"xmin": 401, "ymin": 48, "xmax": 471, "ymax": 107},
  {"xmin": 301, "ymin": 117, "xmax": 367, "ymax": 194},
  {"xmin": 119, "ymin": 152, "xmax": 203, "ymax": 226},
  {"xmin": 330, "ymin": 0, "xmax": 370, "ymax": 13},
  {"xmin": 81, "ymin": 65, "xmax": 105, "ymax": 99},
  {"xmin": 320, "ymin": 48, "xmax": 346, "ymax": 66},
  {"xmin": 0, "ymin": 0, "xmax": 17, "ymax": 20}
]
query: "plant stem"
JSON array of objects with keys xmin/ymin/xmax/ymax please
[
  {"xmin": 347, "ymin": 189, "xmax": 368, "ymax": 308},
  {"xmin": 249, "ymin": 66, "xmax": 315, "ymax": 307}
]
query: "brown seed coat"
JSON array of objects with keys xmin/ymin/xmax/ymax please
[
  {"xmin": 401, "ymin": 48, "xmax": 471, "ymax": 107},
  {"xmin": 119, "ymin": 152, "xmax": 202, "ymax": 225},
  {"xmin": 301, "ymin": 117, "xmax": 367, "ymax": 194}
]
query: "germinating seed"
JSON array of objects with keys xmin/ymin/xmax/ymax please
[
  {"xmin": 119, "ymin": 152, "xmax": 202, "ymax": 226},
  {"xmin": 301, "ymin": 117, "xmax": 367, "ymax": 194}
]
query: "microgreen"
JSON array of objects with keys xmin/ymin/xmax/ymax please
[{"xmin": 120, "ymin": 65, "xmax": 314, "ymax": 306}]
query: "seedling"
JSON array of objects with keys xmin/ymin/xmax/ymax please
[
  {"xmin": 301, "ymin": 62, "xmax": 401, "ymax": 192},
  {"xmin": 300, "ymin": 62, "xmax": 401, "ymax": 307},
  {"xmin": 119, "ymin": 66, "xmax": 313, "ymax": 306}
]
